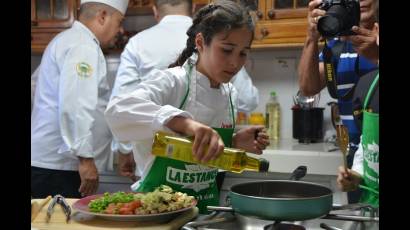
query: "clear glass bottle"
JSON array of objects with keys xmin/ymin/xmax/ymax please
[
  {"xmin": 151, "ymin": 131, "xmax": 270, "ymax": 173},
  {"xmin": 265, "ymin": 91, "xmax": 281, "ymax": 141}
]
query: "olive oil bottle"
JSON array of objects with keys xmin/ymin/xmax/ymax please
[
  {"xmin": 266, "ymin": 91, "xmax": 281, "ymax": 141},
  {"xmin": 151, "ymin": 131, "xmax": 270, "ymax": 173}
]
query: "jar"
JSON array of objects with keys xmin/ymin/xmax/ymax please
[{"xmin": 248, "ymin": 112, "xmax": 265, "ymax": 125}]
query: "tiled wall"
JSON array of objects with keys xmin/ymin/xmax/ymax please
[{"xmin": 31, "ymin": 46, "xmax": 336, "ymax": 141}]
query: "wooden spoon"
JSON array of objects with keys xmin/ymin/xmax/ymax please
[
  {"xmin": 336, "ymin": 124, "xmax": 349, "ymax": 172},
  {"xmin": 31, "ymin": 195, "xmax": 52, "ymax": 222}
]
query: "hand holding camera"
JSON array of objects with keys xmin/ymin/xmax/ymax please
[
  {"xmin": 343, "ymin": 25, "xmax": 379, "ymax": 64},
  {"xmin": 307, "ymin": 0, "xmax": 327, "ymax": 41},
  {"xmin": 316, "ymin": 0, "xmax": 361, "ymax": 38}
]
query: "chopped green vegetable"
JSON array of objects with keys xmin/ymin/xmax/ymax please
[{"xmin": 88, "ymin": 191, "xmax": 135, "ymax": 213}]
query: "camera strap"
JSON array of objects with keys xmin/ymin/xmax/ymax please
[{"xmin": 323, "ymin": 39, "xmax": 360, "ymax": 100}]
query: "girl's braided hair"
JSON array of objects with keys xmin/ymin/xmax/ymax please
[{"xmin": 169, "ymin": 0, "xmax": 255, "ymax": 67}]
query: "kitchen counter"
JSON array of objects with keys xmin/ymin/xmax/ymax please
[
  {"xmin": 31, "ymin": 198, "xmax": 198, "ymax": 230},
  {"xmin": 250, "ymin": 138, "xmax": 343, "ymax": 176}
]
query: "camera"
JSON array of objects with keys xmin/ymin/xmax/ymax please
[{"xmin": 317, "ymin": 0, "xmax": 360, "ymax": 38}]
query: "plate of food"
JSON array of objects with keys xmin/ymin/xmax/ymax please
[{"xmin": 72, "ymin": 185, "xmax": 197, "ymax": 222}]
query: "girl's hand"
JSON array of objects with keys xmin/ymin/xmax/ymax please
[
  {"xmin": 336, "ymin": 166, "xmax": 362, "ymax": 192},
  {"xmin": 233, "ymin": 126, "xmax": 270, "ymax": 154},
  {"xmin": 166, "ymin": 116, "xmax": 225, "ymax": 163}
]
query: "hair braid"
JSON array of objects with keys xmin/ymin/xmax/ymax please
[{"xmin": 168, "ymin": 5, "xmax": 217, "ymax": 67}]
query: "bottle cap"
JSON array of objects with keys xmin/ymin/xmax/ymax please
[
  {"xmin": 258, "ymin": 158, "xmax": 270, "ymax": 172},
  {"xmin": 270, "ymin": 91, "xmax": 276, "ymax": 97}
]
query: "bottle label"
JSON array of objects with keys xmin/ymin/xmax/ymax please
[{"xmin": 166, "ymin": 164, "xmax": 218, "ymax": 192}]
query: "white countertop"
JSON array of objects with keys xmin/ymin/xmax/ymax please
[{"xmin": 249, "ymin": 139, "xmax": 343, "ymax": 176}]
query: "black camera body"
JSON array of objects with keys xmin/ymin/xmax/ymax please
[{"xmin": 317, "ymin": 0, "xmax": 360, "ymax": 38}]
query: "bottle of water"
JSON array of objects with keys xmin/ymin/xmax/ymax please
[{"xmin": 265, "ymin": 91, "xmax": 281, "ymax": 141}]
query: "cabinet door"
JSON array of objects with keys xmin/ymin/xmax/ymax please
[
  {"xmin": 264, "ymin": 0, "xmax": 308, "ymax": 20},
  {"xmin": 31, "ymin": 0, "xmax": 76, "ymax": 28},
  {"xmin": 126, "ymin": 0, "xmax": 154, "ymax": 15},
  {"xmin": 252, "ymin": 0, "xmax": 309, "ymax": 48}
]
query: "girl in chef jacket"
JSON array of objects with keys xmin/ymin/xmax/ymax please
[{"xmin": 105, "ymin": 0, "xmax": 270, "ymax": 213}]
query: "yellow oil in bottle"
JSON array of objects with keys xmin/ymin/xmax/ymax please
[
  {"xmin": 151, "ymin": 131, "xmax": 270, "ymax": 173},
  {"xmin": 265, "ymin": 91, "xmax": 281, "ymax": 141}
]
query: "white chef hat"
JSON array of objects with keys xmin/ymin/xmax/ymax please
[{"xmin": 81, "ymin": 0, "xmax": 129, "ymax": 15}]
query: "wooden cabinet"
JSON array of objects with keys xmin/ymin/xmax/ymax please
[
  {"xmin": 126, "ymin": 0, "xmax": 154, "ymax": 15},
  {"xmin": 31, "ymin": 0, "xmax": 78, "ymax": 54},
  {"xmin": 251, "ymin": 0, "xmax": 309, "ymax": 48}
]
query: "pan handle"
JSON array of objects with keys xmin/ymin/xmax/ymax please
[
  {"xmin": 289, "ymin": 165, "xmax": 307, "ymax": 181},
  {"xmin": 332, "ymin": 203, "xmax": 376, "ymax": 211},
  {"xmin": 323, "ymin": 214, "xmax": 379, "ymax": 222},
  {"xmin": 207, "ymin": 206, "xmax": 234, "ymax": 212}
]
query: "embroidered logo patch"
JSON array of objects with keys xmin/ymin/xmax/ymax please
[{"xmin": 76, "ymin": 62, "xmax": 93, "ymax": 78}]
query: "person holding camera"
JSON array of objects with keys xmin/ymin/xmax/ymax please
[
  {"xmin": 298, "ymin": 0, "xmax": 378, "ymax": 204},
  {"xmin": 337, "ymin": 0, "xmax": 378, "ymax": 208}
]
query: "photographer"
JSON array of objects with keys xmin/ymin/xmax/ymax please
[{"xmin": 298, "ymin": 0, "xmax": 378, "ymax": 203}]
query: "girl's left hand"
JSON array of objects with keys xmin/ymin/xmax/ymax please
[{"xmin": 233, "ymin": 126, "xmax": 270, "ymax": 154}]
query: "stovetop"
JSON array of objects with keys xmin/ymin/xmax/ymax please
[{"xmin": 182, "ymin": 210, "xmax": 379, "ymax": 230}]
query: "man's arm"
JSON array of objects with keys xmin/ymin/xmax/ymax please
[
  {"xmin": 298, "ymin": 0, "xmax": 327, "ymax": 96},
  {"xmin": 58, "ymin": 45, "xmax": 101, "ymax": 196}
]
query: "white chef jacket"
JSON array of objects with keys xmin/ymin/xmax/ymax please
[
  {"xmin": 105, "ymin": 54, "xmax": 239, "ymax": 178},
  {"xmin": 31, "ymin": 21, "xmax": 114, "ymax": 172},
  {"xmin": 31, "ymin": 67, "xmax": 39, "ymax": 112},
  {"xmin": 110, "ymin": 15, "xmax": 259, "ymax": 155}
]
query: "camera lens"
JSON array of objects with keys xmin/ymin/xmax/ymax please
[
  {"xmin": 317, "ymin": 5, "xmax": 351, "ymax": 37},
  {"xmin": 317, "ymin": 16, "xmax": 340, "ymax": 37}
]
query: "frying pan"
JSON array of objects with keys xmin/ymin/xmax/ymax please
[{"xmin": 208, "ymin": 166, "xmax": 333, "ymax": 221}]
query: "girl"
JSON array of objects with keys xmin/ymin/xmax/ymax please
[{"xmin": 105, "ymin": 0, "xmax": 270, "ymax": 213}]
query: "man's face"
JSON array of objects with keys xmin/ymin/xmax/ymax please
[
  {"xmin": 196, "ymin": 27, "xmax": 252, "ymax": 86},
  {"xmin": 359, "ymin": 0, "xmax": 376, "ymax": 24},
  {"xmin": 100, "ymin": 11, "xmax": 124, "ymax": 48}
]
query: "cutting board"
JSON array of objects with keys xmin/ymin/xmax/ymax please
[{"xmin": 31, "ymin": 198, "xmax": 198, "ymax": 230}]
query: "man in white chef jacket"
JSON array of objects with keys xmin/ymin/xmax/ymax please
[
  {"xmin": 31, "ymin": 0, "xmax": 129, "ymax": 198},
  {"xmin": 111, "ymin": 0, "xmax": 260, "ymax": 183}
]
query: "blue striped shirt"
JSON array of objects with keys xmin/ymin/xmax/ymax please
[{"xmin": 319, "ymin": 38, "xmax": 378, "ymax": 152}]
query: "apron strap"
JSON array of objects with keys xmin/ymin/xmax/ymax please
[
  {"xmin": 179, "ymin": 63, "xmax": 236, "ymax": 128},
  {"xmin": 227, "ymin": 85, "xmax": 236, "ymax": 129},
  {"xmin": 363, "ymin": 73, "xmax": 379, "ymax": 109},
  {"xmin": 178, "ymin": 64, "xmax": 192, "ymax": 110}
]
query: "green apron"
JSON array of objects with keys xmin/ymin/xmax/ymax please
[
  {"xmin": 359, "ymin": 73, "xmax": 379, "ymax": 207},
  {"xmin": 136, "ymin": 61, "xmax": 236, "ymax": 214}
]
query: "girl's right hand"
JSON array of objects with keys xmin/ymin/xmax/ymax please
[
  {"xmin": 336, "ymin": 166, "xmax": 362, "ymax": 192},
  {"xmin": 166, "ymin": 116, "xmax": 225, "ymax": 163},
  {"xmin": 307, "ymin": 0, "xmax": 326, "ymax": 41},
  {"xmin": 185, "ymin": 120, "xmax": 225, "ymax": 163}
]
